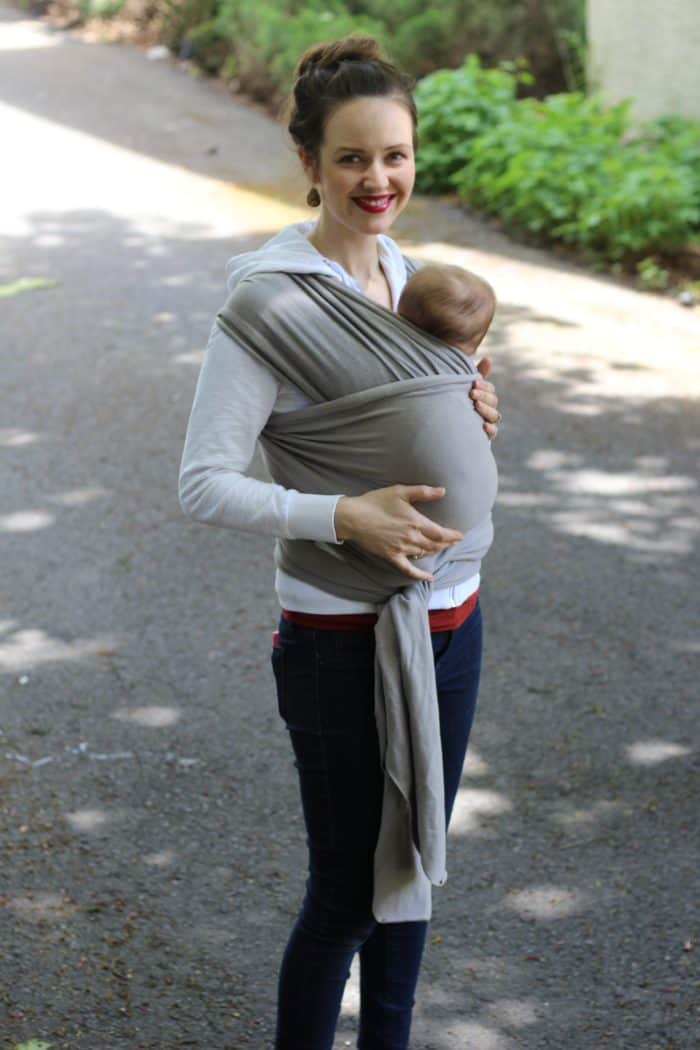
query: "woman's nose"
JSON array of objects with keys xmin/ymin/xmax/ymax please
[{"xmin": 361, "ymin": 159, "xmax": 390, "ymax": 189}]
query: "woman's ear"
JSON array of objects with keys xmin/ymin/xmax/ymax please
[{"xmin": 297, "ymin": 147, "xmax": 319, "ymax": 186}]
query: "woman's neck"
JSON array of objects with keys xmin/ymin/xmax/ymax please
[{"xmin": 307, "ymin": 216, "xmax": 382, "ymax": 289}]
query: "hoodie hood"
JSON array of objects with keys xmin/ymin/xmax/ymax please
[{"xmin": 225, "ymin": 219, "xmax": 408, "ymax": 298}]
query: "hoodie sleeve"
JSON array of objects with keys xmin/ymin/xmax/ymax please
[{"xmin": 178, "ymin": 321, "xmax": 343, "ymax": 543}]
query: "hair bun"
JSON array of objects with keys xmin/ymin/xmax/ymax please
[
  {"xmin": 284, "ymin": 34, "xmax": 416, "ymax": 163},
  {"xmin": 295, "ymin": 35, "xmax": 385, "ymax": 80}
]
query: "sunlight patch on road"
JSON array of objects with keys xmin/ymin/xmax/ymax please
[
  {"xmin": 0, "ymin": 623, "xmax": 115, "ymax": 672},
  {"xmin": 0, "ymin": 428, "xmax": 41, "ymax": 447},
  {"xmin": 0, "ymin": 19, "xmax": 63, "ymax": 51},
  {"xmin": 670, "ymin": 638, "xmax": 700, "ymax": 654},
  {"xmin": 449, "ymin": 787, "xmax": 512, "ymax": 835},
  {"xmin": 626, "ymin": 739, "xmax": 692, "ymax": 766},
  {"xmin": 64, "ymin": 808, "xmax": 111, "ymax": 832},
  {"xmin": 461, "ymin": 746, "xmax": 491, "ymax": 778},
  {"xmin": 0, "ymin": 510, "xmax": 54, "ymax": 532},
  {"xmin": 503, "ymin": 884, "xmax": 592, "ymax": 920},
  {"xmin": 551, "ymin": 798, "xmax": 625, "ymax": 831},
  {"xmin": 112, "ymin": 704, "xmax": 182, "ymax": 727},
  {"xmin": 518, "ymin": 451, "xmax": 699, "ymax": 558},
  {"xmin": 47, "ymin": 486, "xmax": 110, "ymax": 507},
  {"xmin": 548, "ymin": 468, "xmax": 696, "ymax": 497},
  {"xmin": 439, "ymin": 1021, "xmax": 516, "ymax": 1049},
  {"xmin": 485, "ymin": 998, "xmax": 541, "ymax": 1027},
  {"xmin": 9, "ymin": 893, "xmax": 77, "ymax": 923},
  {"xmin": 172, "ymin": 350, "xmax": 204, "ymax": 366},
  {"xmin": 0, "ymin": 98, "xmax": 304, "ymax": 240},
  {"xmin": 143, "ymin": 848, "xmax": 177, "ymax": 867}
]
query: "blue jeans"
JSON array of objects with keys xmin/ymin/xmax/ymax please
[{"xmin": 271, "ymin": 601, "xmax": 483, "ymax": 1050}]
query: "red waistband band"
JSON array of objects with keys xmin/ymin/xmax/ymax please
[{"xmin": 281, "ymin": 589, "xmax": 479, "ymax": 634}]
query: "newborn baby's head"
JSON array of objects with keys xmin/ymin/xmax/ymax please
[{"xmin": 398, "ymin": 264, "xmax": 496, "ymax": 354}]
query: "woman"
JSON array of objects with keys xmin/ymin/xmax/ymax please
[{"xmin": 179, "ymin": 36, "xmax": 501, "ymax": 1050}]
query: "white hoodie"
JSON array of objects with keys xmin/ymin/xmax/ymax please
[{"xmin": 178, "ymin": 220, "xmax": 478, "ymax": 613}]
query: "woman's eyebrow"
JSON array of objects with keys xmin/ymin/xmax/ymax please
[{"xmin": 333, "ymin": 143, "xmax": 412, "ymax": 154}]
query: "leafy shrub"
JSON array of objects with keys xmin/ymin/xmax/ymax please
[
  {"xmin": 211, "ymin": 0, "xmax": 384, "ymax": 101},
  {"xmin": 186, "ymin": 18, "xmax": 229, "ymax": 74},
  {"xmin": 570, "ymin": 148, "xmax": 697, "ymax": 260},
  {"xmin": 636, "ymin": 257, "xmax": 670, "ymax": 291},
  {"xmin": 75, "ymin": 0, "xmax": 125, "ymax": 17},
  {"xmin": 451, "ymin": 92, "xmax": 628, "ymax": 228},
  {"xmin": 361, "ymin": 0, "xmax": 586, "ymax": 92},
  {"xmin": 414, "ymin": 55, "xmax": 532, "ymax": 194},
  {"xmin": 449, "ymin": 91, "xmax": 699, "ymax": 263},
  {"xmin": 160, "ymin": 0, "xmax": 217, "ymax": 46},
  {"xmin": 637, "ymin": 115, "xmax": 700, "ymax": 211},
  {"xmin": 266, "ymin": 3, "xmax": 384, "ymax": 87},
  {"xmin": 390, "ymin": 9, "xmax": 458, "ymax": 78}
]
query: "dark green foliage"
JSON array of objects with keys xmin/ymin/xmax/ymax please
[
  {"xmin": 414, "ymin": 54, "xmax": 533, "ymax": 193},
  {"xmin": 75, "ymin": 0, "xmax": 125, "ymax": 17},
  {"xmin": 211, "ymin": 0, "xmax": 385, "ymax": 100},
  {"xmin": 637, "ymin": 116, "xmax": 700, "ymax": 213},
  {"xmin": 155, "ymin": 0, "xmax": 585, "ymax": 99},
  {"xmin": 416, "ymin": 63, "xmax": 699, "ymax": 264}
]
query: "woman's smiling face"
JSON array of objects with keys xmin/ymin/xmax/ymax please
[{"xmin": 301, "ymin": 95, "xmax": 416, "ymax": 236}]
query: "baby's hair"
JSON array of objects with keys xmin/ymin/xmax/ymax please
[
  {"xmin": 398, "ymin": 265, "xmax": 496, "ymax": 352},
  {"xmin": 284, "ymin": 35, "xmax": 417, "ymax": 162}
]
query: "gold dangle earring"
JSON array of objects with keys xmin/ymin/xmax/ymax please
[{"xmin": 306, "ymin": 186, "xmax": 321, "ymax": 208}]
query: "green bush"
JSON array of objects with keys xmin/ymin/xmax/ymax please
[
  {"xmin": 414, "ymin": 55, "xmax": 532, "ymax": 194},
  {"xmin": 161, "ymin": 0, "xmax": 214, "ymax": 40},
  {"xmin": 75, "ymin": 0, "xmax": 125, "ymax": 18},
  {"xmin": 451, "ymin": 92, "xmax": 629, "ymax": 229},
  {"xmin": 638, "ymin": 115, "xmax": 700, "ymax": 212},
  {"xmin": 566, "ymin": 147, "xmax": 697, "ymax": 260},
  {"xmin": 211, "ymin": 0, "xmax": 384, "ymax": 100},
  {"xmin": 390, "ymin": 9, "xmax": 458, "ymax": 78},
  {"xmin": 361, "ymin": 0, "xmax": 586, "ymax": 91},
  {"xmin": 156, "ymin": 0, "xmax": 584, "ymax": 99},
  {"xmin": 446, "ymin": 90, "xmax": 699, "ymax": 263}
]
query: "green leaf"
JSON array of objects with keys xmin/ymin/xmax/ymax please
[
  {"xmin": 14, "ymin": 1042, "xmax": 54, "ymax": 1050},
  {"xmin": 0, "ymin": 277, "xmax": 59, "ymax": 299}
]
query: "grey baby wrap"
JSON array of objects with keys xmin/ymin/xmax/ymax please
[{"xmin": 217, "ymin": 263, "xmax": 498, "ymax": 921}]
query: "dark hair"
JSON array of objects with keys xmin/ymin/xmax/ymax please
[
  {"xmin": 398, "ymin": 265, "xmax": 496, "ymax": 352},
  {"xmin": 285, "ymin": 35, "xmax": 418, "ymax": 162}
]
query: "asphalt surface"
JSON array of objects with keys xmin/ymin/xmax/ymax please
[{"xmin": 1, "ymin": 5, "xmax": 699, "ymax": 1048}]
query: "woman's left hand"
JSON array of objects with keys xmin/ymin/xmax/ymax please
[{"xmin": 471, "ymin": 356, "xmax": 501, "ymax": 440}]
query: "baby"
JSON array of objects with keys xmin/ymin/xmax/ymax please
[{"xmin": 398, "ymin": 263, "xmax": 496, "ymax": 355}]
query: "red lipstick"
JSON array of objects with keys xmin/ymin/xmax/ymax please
[{"xmin": 353, "ymin": 195, "xmax": 395, "ymax": 213}]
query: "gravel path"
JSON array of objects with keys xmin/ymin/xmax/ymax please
[{"xmin": 1, "ymin": 6, "xmax": 698, "ymax": 1048}]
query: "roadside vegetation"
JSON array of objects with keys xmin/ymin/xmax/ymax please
[
  {"xmin": 28, "ymin": 0, "xmax": 700, "ymax": 296},
  {"xmin": 415, "ymin": 57, "xmax": 700, "ymax": 287}
]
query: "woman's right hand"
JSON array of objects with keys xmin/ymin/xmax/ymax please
[{"xmin": 334, "ymin": 485, "xmax": 463, "ymax": 582}]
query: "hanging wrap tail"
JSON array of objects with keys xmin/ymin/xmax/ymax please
[{"xmin": 217, "ymin": 265, "xmax": 498, "ymax": 921}]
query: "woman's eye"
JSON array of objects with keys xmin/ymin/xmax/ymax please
[{"xmin": 337, "ymin": 151, "xmax": 407, "ymax": 164}]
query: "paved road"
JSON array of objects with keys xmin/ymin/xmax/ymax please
[{"xmin": 1, "ymin": 5, "xmax": 698, "ymax": 1048}]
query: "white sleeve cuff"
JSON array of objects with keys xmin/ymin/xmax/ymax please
[{"xmin": 286, "ymin": 492, "xmax": 344, "ymax": 544}]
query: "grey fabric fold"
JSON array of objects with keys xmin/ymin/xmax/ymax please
[{"xmin": 217, "ymin": 265, "xmax": 498, "ymax": 921}]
